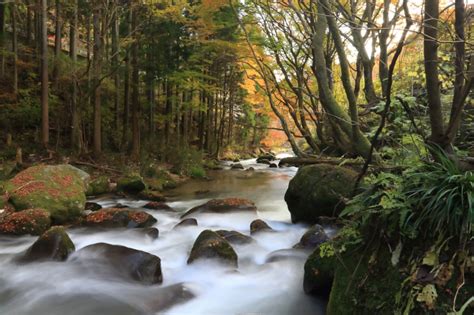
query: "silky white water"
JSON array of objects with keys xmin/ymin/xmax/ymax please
[{"xmin": 0, "ymin": 158, "xmax": 326, "ymax": 315}]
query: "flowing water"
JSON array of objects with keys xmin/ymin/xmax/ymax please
[{"xmin": 0, "ymin": 155, "xmax": 326, "ymax": 315}]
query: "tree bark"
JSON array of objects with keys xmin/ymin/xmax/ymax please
[
  {"xmin": 92, "ymin": 3, "xmax": 103, "ymax": 157},
  {"xmin": 70, "ymin": 0, "xmax": 82, "ymax": 153},
  {"xmin": 40, "ymin": 0, "xmax": 49, "ymax": 148},
  {"xmin": 12, "ymin": 1, "xmax": 18, "ymax": 96},
  {"xmin": 130, "ymin": 5, "xmax": 140, "ymax": 159}
]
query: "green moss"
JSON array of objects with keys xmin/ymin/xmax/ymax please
[
  {"xmin": 5, "ymin": 165, "xmax": 88, "ymax": 224},
  {"xmin": 86, "ymin": 176, "xmax": 110, "ymax": 196},
  {"xmin": 187, "ymin": 230, "xmax": 238, "ymax": 267},
  {"xmin": 303, "ymin": 246, "xmax": 336, "ymax": 295},
  {"xmin": 117, "ymin": 174, "xmax": 146, "ymax": 194},
  {"xmin": 285, "ymin": 164, "xmax": 358, "ymax": 223},
  {"xmin": 189, "ymin": 165, "xmax": 206, "ymax": 179}
]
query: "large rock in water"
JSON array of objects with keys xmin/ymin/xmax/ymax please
[
  {"xmin": 304, "ymin": 246, "xmax": 335, "ymax": 296},
  {"xmin": 0, "ymin": 208, "xmax": 51, "ymax": 235},
  {"xmin": 294, "ymin": 224, "xmax": 329, "ymax": 249},
  {"xmin": 84, "ymin": 208, "xmax": 157, "ymax": 228},
  {"xmin": 4, "ymin": 165, "xmax": 89, "ymax": 223},
  {"xmin": 73, "ymin": 243, "xmax": 162, "ymax": 285},
  {"xmin": 17, "ymin": 226, "xmax": 75, "ymax": 262},
  {"xmin": 181, "ymin": 198, "xmax": 257, "ymax": 218},
  {"xmin": 187, "ymin": 230, "xmax": 238, "ymax": 267},
  {"xmin": 117, "ymin": 174, "xmax": 146, "ymax": 194},
  {"xmin": 285, "ymin": 164, "xmax": 357, "ymax": 223}
]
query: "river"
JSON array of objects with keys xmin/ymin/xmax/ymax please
[{"xmin": 0, "ymin": 156, "xmax": 326, "ymax": 315}]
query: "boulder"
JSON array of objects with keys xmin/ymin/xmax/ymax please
[
  {"xmin": 265, "ymin": 249, "xmax": 309, "ymax": 263},
  {"xmin": 143, "ymin": 202, "xmax": 171, "ymax": 211},
  {"xmin": 133, "ymin": 227, "xmax": 159, "ymax": 239},
  {"xmin": 138, "ymin": 190, "xmax": 166, "ymax": 202},
  {"xmin": 174, "ymin": 218, "xmax": 198, "ymax": 228},
  {"xmin": 0, "ymin": 208, "xmax": 51, "ymax": 235},
  {"xmin": 257, "ymin": 159, "xmax": 271, "ymax": 165},
  {"xmin": 231, "ymin": 163, "xmax": 244, "ymax": 170},
  {"xmin": 85, "ymin": 176, "xmax": 110, "ymax": 196},
  {"xmin": 257, "ymin": 154, "xmax": 276, "ymax": 163},
  {"xmin": 18, "ymin": 226, "xmax": 75, "ymax": 262},
  {"xmin": 74, "ymin": 243, "xmax": 162, "ymax": 285},
  {"xmin": 294, "ymin": 225, "xmax": 329, "ymax": 249},
  {"xmin": 84, "ymin": 208, "xmax": 157, "ymax": 228},
  {"xmin": 284, "ymin": 164, "xmax": 358, "ymax": 223},
  {"xmin": 216, "ymin": 230, "xmax": 254, "ymax": 245},
  {"xmin": 187, "ymin": 230, "xmax": 238, "ymax": 267},
  {"xmin": 269, "ymin": 163, "xmax": 278, "ymax": 168},
  {"xmin": 4, "ymin": 165, "xmax": 89, "ymax": 223},
  {"xmin": 250, "ymin": 219, "xmax": 273, "ymax": 234},
  {"xmin": 181, "ymin": 198, "xmax": 257, "ymax": 218},
  {"xmin": 117, "ymin": 175, "xmax": 146, "ymax": 194},
  {"xmin": 85, "ymin": 202, "xmax": 102, "ymax": 212},
  {"xmin": 304, "ymin": 246, "xmax": 335, "ymax": 296}
]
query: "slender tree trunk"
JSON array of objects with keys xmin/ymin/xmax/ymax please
[
  {"xmin": 0, "ymin": 2, "xmax": 5, "ymax": 78},
  {"xmin": 112, "ymin": 2, "xmax": 120, "ymax": 130},
  {"xmin": 70, "ymin": 0, "xmax": 82, "ymax": 153},
  {"xmin": 40, "ymin": 0, "xmax": 49, "ymax": 148},
  {"xmin": 424, "ymin": 0, "xmax": 445, "ymax": 145},
  {"xmin": 165, "ymin": 80, "xmax": 172, "ymax": 145},
  {"xmin": 26, "ymin": 1, "xmax": 33, "ymax": 45},
  {"xmin": 130, "ymin": 6, "xmax": 140, "ymax": 159},
  {"xmin": 92, "ymin": 4, "xmax": 103, "ymax": 157},
  {"xmin": 53, "ymin": 0, "xmax": 62, "ymax": 85},
  {"xmin": 12, "ymin": 1, "xmax": 18, "ymax": 96}
]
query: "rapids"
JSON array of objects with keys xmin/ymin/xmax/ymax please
[{"xmin": 0, "ymin": 156, "xmax": 326, "ymax": 315}]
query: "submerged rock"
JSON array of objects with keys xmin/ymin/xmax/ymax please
[
  {"xmin": 117, "ymin": 175, "xmax": 146, "ymax": 194},
  {"xmin": 181, "ymin": 198, "xmax": 257, "ymax": 218},
  {"xmin": 4, "ymin": 165, "xmax": 89, "ymax": 223},
  {"xmin": 187, "ymin": 230, "xmax": 238, "ymax": 267},
  {"xmin": 269, "ymin": 163, "xmax": 278, "ymax": 168},
  {"xmin": 285, "ymin": 164, "xmax": 358, "ymax": 223},
  {"xmin": 84, "ymin": 208, "xmax": 157, "ymax": 228},
  {"xmin": 0, "ymin": 208, "xmax": 51, "ymax": 235},
  {"xmin": 74, "ymin": 243, "xmax": 162, "ymax": 285},
  {"xmin": 231, "ymin": 163, "xmax": 244, "ymax": 170},
  {"xmin": 250, "ymin": 219, "xmax": 273, "ymax": 234},
  {"xmin": 216, "ymin": 230, "xmax": 254, "ymax": 245},
  {"xmin": 174, "ymin": 218, "xmax": 198, "ymax": 228},
  {"xmin": 295, "ymin": 225, "xmax": 329, "ymax": 249},
  {"xmin": 85, "ymin": 202, "xmax": 102, "ymax": 212},
  {"xmin": 257, "ymin": 154, "xmax": 276, "ymax": 163},
  {"xmin": 143, "ymin": 202, "xmax": 171, "ymax": 211},
  {"xmin": 265, "ymin": 249, "xmax": 309, "ymax": 263},
  {"xmin": 147, "ymin": 283, "xmax": 196, "ymax": 312},
  {"xmin": 18, "ymin": 226, "xmax": 75, "ymax": 262},
  {"xmin": 133, "ymin": 227, "xmax": 159, "ymax": 239},
  {"xmin": 138, "ymin": 190, "xmax": 166, "ymax": 202}
]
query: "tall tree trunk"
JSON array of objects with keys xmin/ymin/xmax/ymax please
[
  {"xmin": 164, "ymin": 80, "xmax": 172, "ymax": 146},
  {"xmin": 70, "ymin": 0, "xmax": 82, "ymax": 153},
  {"xmin": 92, "ymin": 4, "xmax": 103, "ymax": 157},
  {"xmin": 52, "ymin": 0, "xmax": 62, "ymax": 86},
  {"xmin": 121, "ymin": 7, "xmax": 131, "ymax": 149},
  {"xmin": 0, "ymin": 2, "xmax": 5, "ymax": 78},
  {"xmin": 112, "ymin": 1, "xmax": 120, "ymax": 130},
  {"xmin": 130, "ymin": 6, "xmax": 140, "ymax": 159},
  {"xmin": 423, "ymin": 0, "xmax": 445, "ymax": 146},
  {"xmin": 26, "ymin": 1, "xmax": 33, "ymax": 45},
  {"xmin": 12, "ymin": 1, "xmax": 18, "ymax": 96},
  {"xmin": 40, "ymin": 0, "xmax": 49, "ymax": 148}
]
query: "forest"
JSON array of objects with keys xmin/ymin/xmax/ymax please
[{"xmin": 0, "ymin": 0, "xmax": 473, "ymax": 314}]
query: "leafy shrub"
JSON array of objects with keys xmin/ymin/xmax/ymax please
[
  {"xmin": 189, "ymin": 165, "xmax": 206, "ymax": 179},
  {"xmin": 342, "ymin": 148, "xmax": 473, "ymax": 242}
]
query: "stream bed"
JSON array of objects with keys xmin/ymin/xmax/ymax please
[{"xmin": 0, "ymin": 157, "xmax": 326, "ymax": 315}]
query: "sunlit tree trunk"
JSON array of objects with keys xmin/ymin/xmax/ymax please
[{"xmin": 40, "ymin": 0, "xmax": 49, "ymax": 148}]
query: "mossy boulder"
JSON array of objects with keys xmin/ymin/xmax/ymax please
[
  {"xmin": 18, "ymin": 226, "xmax": 75, "ymax": 262},
  {"xmin": 250, "ymin": 219, "xmax": 273, "ymax": 234},
  {"xmin": 216, "ymin": 230, "xmax": 254, "ymax": 245},
  {"xmin": 0, "ymin": 208, "xmax": 51, "ymax": 235},
  {"xmin": 285, "ymin": 164, "xmax": 358, "ymax": 223},
  {"xmin": 303, "ymin": 246, "xmax": 336, "ymax": 296},
  {"xmin": 5, "ymin": 165, "xmax": 89, "ymax": 223},
  {"xmin": 181, "ymin": 198, "xmax": 257, "ymax": 218},
  {"xmin": 85, "ymin": 176, "xmax": 110, "ymax": 196},
  {"xmin": 73, "ymin": 243, "xmax": 162, "ymax": 285},
  {"xmin": 138, "ymin": 190, "xmax": 166, "ymax": 202},
  {"xmin": 295, "ymin": 225, "xmax": 329, "ymax": 249},
  {"xmin": 187, "ymin": 230, "xmax": 238, "ymax": 267},
  {"xmin": 117, "ymin": 174, "xmax": 146, "ymax": 194},
  {"xmin": 84, "ymin": 208, "xmax": 157, "ymax": 228}
]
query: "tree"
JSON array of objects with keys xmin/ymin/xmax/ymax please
[{"xmin": 41, "ymin": 0, "xmax": 49, "ymax": 148}]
